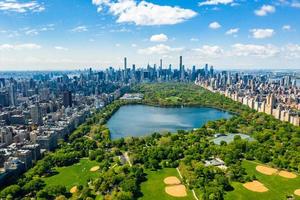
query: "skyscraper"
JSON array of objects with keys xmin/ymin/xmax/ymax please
[
  {"xmin": 8, "ymin": 84, "xmax": 16, "ymax": 107},
  {"xmin": 124, "ymin": 57, "xmax": 128, "ymax": 82},
  {"xmin": 30, "ymin": 103, "xmax": 43, "ymax": 126},
  {"xmin": 63, "ymin": 90, "xmax": 72, "ymax": 108},
  {"xmin": 179, "ymin": 56, "xmax": 182, "ymax": 70},
  {"xmin": 160, "ymin": 59, "xmax": 163, "ymax": 69},
  {"xmin": 179, "ymin": 56, "xmax": 184, "ymax": 81},
  {"xmin": 0, "ymin": 91, "xmax": 9, "ymax": 107},
  {"xmin": 124, "ymin": 57, "xmax": 127, "ymax": 70}
]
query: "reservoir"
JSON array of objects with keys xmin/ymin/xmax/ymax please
[{"xmin": 107, "ymin": 105, "xmax": 232, "ymax": 139}]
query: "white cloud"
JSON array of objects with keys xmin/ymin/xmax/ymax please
[
  {"xmin": 92, "ymin": 0, "xmax": 197, "ymax": 26},
  {"xmin": 54, "ymin": 46, "xmax": 68, "ymax": 51},
  {"xmin": 190, "ymin": 38, "xmax": 199, "ymax": 42},
  {"xmin": 209, "ymin": 21, "xmax": 221, "ymax": 29},
  {"xmin": 276, "ymin": 0, "xmax": 300, "ymax": 8},
  {"xmin": 131, "ymin": 43, "xmax": 137, "ymax": 47},
  {"xmin": 193, "ymin": 45, "xmax": 224, "ymax": 57},
  {"xmin": 115, "ymin": 43, "xmax": 121, "ymax": 47},
  {"xmin": 250, "ymin": 29, "xmax": 275, "ymax": 39},
  {"xmin": 283, "ymin": 44, "xmax": 300, "ymax": 58},
  {"xmin": 138, "ymin": 44, "xmax": 183, "ymax": 55},
  {"xmin": 71, "ymin": 26, "xmax": 88, "ymax": 32},
  {"xmin": 231, "ymin": 43, "xmax": 279, "ymax": 57},
  {"xmin": 22, "ymin": 24, "xmax": 55, "ymax": 36},
  {"xmin": 109, "ymin": 27, "xmax": 131, "ymax": 32},
  {"xmin": 0, "ymin": 43, "xmax": 41, "ymax": 50},
  {"xmin": 25, "ymin": 29, "xmax": 39, "ymax": 36},
  {"xmin": 282, "ymin": 25, "xmax": 291, "ymax": 31},
  {"xmin": 0, "ymin": 0, "xmax": 45, "ymax": 13},
  {"xmin": 198, "ymin": 0, "xmax": 234, "ymax": 6},
  {"xmin": 254, "ymin": 5, "xmax": 275, "ymax": 16},
  {"xmin": 150, "ymin": 33, "xmax": 168, "ymax": 42},
  {"xmin": 291, "ymin": 2, "xmax": 300, "ymax": 8},
  {"xmin": 225, "ymin": 28, "xmax": 239, "ymax": 35}
]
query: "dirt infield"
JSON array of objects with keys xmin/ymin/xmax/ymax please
[
  {"xmin": 256, "ymin": 165, "xmax": 278, "ymax": 175},
  {"xmin": 165, "ymin": 185, "xmax": 187, "ymax": 197},
  {"xmin": 70, "ymin": 186, "xmax": 78, "ymax": 193},
  {"xmin": 294, "ymin": 189, "xmax": 300, "ymax": 196},
  {"xmin": 164, "ymin": 176, "xmax": 181, "ymax": 185},
  {"xmin": 90, "ymin": 166, "xmax": 100, "ymax": 172},
  {"xmin": 278, "ymin": 171, "xmax": 297, "ymax": 179},
  {"xmin": 243, "ymin": 181, "xmax": 268, "ymax": 192}
]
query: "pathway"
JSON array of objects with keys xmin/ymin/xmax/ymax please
[
  {"xmin": 124, "ymin": 152, "xmax": 132, "ymax": 167},
  {"xmin": 176, "ymin": 167, "xmax": 199, "ymax": 200}
]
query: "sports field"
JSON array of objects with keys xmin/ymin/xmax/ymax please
[
  {"xmin": 225, "ymin": 160, "xmax": 300, "ymax": 200},
  {"xmin": 43, "ymin": 158, "xmax": 100, "ymax": 190},
  {"xmin": 139, "ymin": 168, "xmax": 194, "ymax": 200}
]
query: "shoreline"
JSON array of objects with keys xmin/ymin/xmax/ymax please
[{"xmin": 106, "ymin": 101, "xmax": 234, "ymax": 140}]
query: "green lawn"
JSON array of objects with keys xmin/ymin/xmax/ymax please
[
  {"xmin": 225, "ymin": 160, "xmax": 300, "ymax": 200},
  {"xmin": 165, "ymin": 96, "xmax": 182, "ymax": 104},
  {"xmin": 139, "ymin": 168, "xmax": 194, "ymax": 200},
  {"xmin": 43, "ymin": 158, "xmax": 99, "ymax": 190}
]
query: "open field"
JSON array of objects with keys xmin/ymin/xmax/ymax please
[
  {"xmin": 139, "ymin": 168, "xmax": 194, "ymax": 200},
  {"xmin": 165, "ymin": 96, "xmax": 182, "ymax": 104},
  {"xmin": 225, "ymin": 160, "xmax": 300, "ymax": 200},
  {"xmin": 43, "ymin": 158, "xmax": 99, "ymax": 190}
]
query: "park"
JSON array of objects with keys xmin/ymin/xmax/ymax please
[
  {"xmin": 1, "ymin": 83, "xmax": 300, "ymax": 200},
  {"xmin": 225, "ymin": 160, "xmax": 300, "ymax": 200}
]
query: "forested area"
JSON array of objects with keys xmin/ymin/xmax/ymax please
[{"xmin": 1, "ymin": 83, "xmax": 300, "ymax": 200}]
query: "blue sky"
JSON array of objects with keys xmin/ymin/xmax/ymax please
[{"xmin": 0, "ymin": 0, "xmax": 299, "ymax": 70}]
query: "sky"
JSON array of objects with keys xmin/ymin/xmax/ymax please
[{"xmin": 0, "ymin": 0, "xmax": 300, "ymax": 70}]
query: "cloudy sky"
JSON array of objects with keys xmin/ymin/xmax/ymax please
[{"xmin": 0, "ymin": 0, "xmax": 300, "ymax": 70}]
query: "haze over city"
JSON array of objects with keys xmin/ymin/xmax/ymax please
[{"xmin": 0, "ymin": 0, "xmax": 300, "ymax": 70}]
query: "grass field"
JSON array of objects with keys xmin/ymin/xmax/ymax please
[
  {"xmin": 43, "ymin": 158, "xmax": 99, "ymax": 190},
  {"xmin": 139, "ymin": 168, "xmax": 194, "ymax": 200},
  {"xmin": 165, "ymin": 96, "xmax": 182, "ymax": 104},
  {"xmin": 225, "ymin": 160, "xmax": 300, "ymax": 200}
]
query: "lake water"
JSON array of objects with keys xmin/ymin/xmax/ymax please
[{"xmin": 107, "ymin": 105, "xmax": 232, "ymax": 139}]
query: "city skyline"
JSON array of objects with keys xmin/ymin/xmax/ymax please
[{"xmin": 1, "ymin": 0, "xmax": 300, "ymax": 70}]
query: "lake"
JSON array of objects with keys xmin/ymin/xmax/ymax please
[{"xmin": 107, "ymin": 105, "xmax": 232, "ymax": 139}]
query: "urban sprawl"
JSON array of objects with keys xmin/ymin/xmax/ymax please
[{"xmin": 0, "ymin": 56, "xmax": 299, "ymax": 186}]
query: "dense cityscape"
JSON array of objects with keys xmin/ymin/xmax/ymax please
[
  {"xmin": 0, "ymin": 56, "xmax": 299, "ymax": 190},
  {"xmin": 2, "ymin": 0, "xmax": 300, "ymax": 199}
]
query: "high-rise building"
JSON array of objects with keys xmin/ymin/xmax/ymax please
[
  {"xmin": 124, "ymin": 57, "xmax": 127, "ymax": 70},
  {"xmin": 160, "ymin": 59, "xmax": 163, "ymax": 69},
  {"xmin": 179, "ymin": 56, "xmax": 184, "ymax": 81},
  {"xmin": 30, "ymin": 103, "xmax": 43, "ymax": 126},
  {"xmin": 0, "ymin": 91, "xmax": 9, "ymax": 107},
  {"xmin": 0, "ymin": 78, "xmax": 5, "ymax": 88},
  {"xmin": 8, "ymin": 84, "xmax": 16, "ymax": 106},
  {"xmin": 0, "ymin": 127, "xmax": 13, "ymax": 146},
  {"xmin": 63, "ymin": 90, "xmax": 72, "ymax": 108},
  {"xmin": 179, "ymin": 56, "xmax": 182, "ymax": 70}
]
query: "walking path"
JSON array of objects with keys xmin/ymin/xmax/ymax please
[
  {"xmin": 124, "ymin": 152, "xmax": 132, "ymax": 167},
  {"xmin": 176, "ymin": 167, "xmax": 199, "ymax": 200}
]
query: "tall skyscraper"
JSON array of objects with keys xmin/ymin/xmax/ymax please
[
  {"xmin": 8, "ymin": 84, "xmax": 16, "ymax": 107},
  {"xmin": 0, "ymin": 78, "xmax": 5, "ymax": 88},
  {"xmin": 63, "ymin": 90, "xmax": 72, "ymax": 108},
  {"xmin": 124, "ymin": 57, "xmax": 127, "ymax": 70},
  {"xmin": 160, "ymin": 59, "xmax": 163, "ymax": 69},
  {"xmin": 179, "ymin": 56, "xmax": 182, "ymax": 70},
  {"xmin": 123, "ymin": 57, "xmax": 128, "ymax": 82},
  {"xmin": 30, "ymin": 103, "xmax": 43, "ymax": 126},
  {"xmin": 179, "ymin": 56, "xmax": 184, "ymax": 81},
  {"xmin": 0, "ymin": 91, "xmax": 9, "ymax": 107}
]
